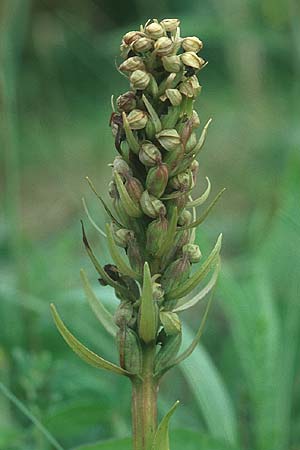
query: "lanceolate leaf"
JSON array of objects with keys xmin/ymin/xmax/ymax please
[
  {"xmin": 151, "ymin": 401, "xmax": 180, "ymax": 450},
  {"xmin": 106, "ymin": 223, "xmax": 140, "ymax": 280},
  {"xmin": 80, "ymin": 269, "xmax": 117, "ymax": 337},
  {"xmin": 82, "ymin": 197, "xmax": 107, "ymax": 237},
  {"xmin": 50, "ymin": 304, "xmax": 131, "ymax": 377},
  {"xmin": 186, "ymin": 177, "xmax": 211, "ymax": 208},
  {"xmin": 178, "ymin": 189, "xmax": 226, "ymax": 231},
  {"xmin": 166, "ymin": 234, "xmax": 222, "ymax": 300},
  {"xmin": 173, "ymin": 258, "xmax": 220, "ymax": 312},
  {"xmin": 138, "ymin": 262, "xmax": 157, "ymax": 344}
]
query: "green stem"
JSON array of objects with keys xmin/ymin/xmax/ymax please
[{"xmin": 131, "ymin": 344, "xmax": 158, "ymax": 450}]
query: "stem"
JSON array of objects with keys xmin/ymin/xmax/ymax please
[{"xmin": 131, "ymin": 344, "xmax": 158, "ymax": 450}]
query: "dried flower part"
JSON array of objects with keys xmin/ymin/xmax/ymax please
[
  {"xmin": 154, "ymin": 37, "xmax": 174, "ymax": 56},
  {"xmin": 182, "ymin": 36, "xmax": 203, "ymax": 53},
  {"xmin": 181, "ymin": 52, "xmax": 205, "ymax": 70},
  {"xmin": 132, "ymin": 36, "xmax": 153, "ymax": 53},
  {"xmin": 145, "ymin": 22, "xmax": 165, "ymax": 39},
  {"xmin": 183, "ymin": 243, "xmax": 202, "ymax": 263},
  {"xmin": 179, "ymin": 75, "xmax": 201, "ymax": 98},
  {"xmin": 191, "ymin": 110, "xmax": 200, "ymax": 128},
  {"xmin": 156, "ymin": 129, "xmax": 181, "ymax": 151},
  {"xmin": 119, "ymin": 56, "xmax": 145, "ymax": 72},
  {"xmin": 117, "ymin": 91, "xmax": 137, "ymax": 112},
  {"xmin": 112, "ymin": 156, "xmax": 132, "ymax": 177},
  {"xmin": 130, "ymin": 70, "xmax": 151, "ymax": 90},
  {"xmin": 140, "ymin": 190, "xmax": 166, "ymax": 218},
  {"xmin": 160, "ymin": 18, "xmax": 180, "ymax": 32},
  {"xmin": 139, "ymin": 141, "xmax": 162, "ymax": 166},
  {"xmin": 126, "ymin": 109, "xmax": 148, "ymax": 129},
  {"xmin": 165, "ymin": 88, "xmax": 182, "ymax": 106},
  {"xmin": 161, "ymin": 55, "xmax": 182, "ymax": 73},
  {"xmin": 122, "ymin": 31, "xmax": 144, "ymax": 46}
]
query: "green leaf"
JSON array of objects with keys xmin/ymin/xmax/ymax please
[
  {"xmin": 106, "ymin": 223, "xmax": 140, "ymax": 280},
  {"xmin": 151, "ymin": 401, "xmax": 180, "ymax": 450},
  {"xmin": 50, "ymin": 304, "xmax": 131, "ymax": 377},
  {"xmin": 166, "ymin": 234, "xmax": 222, "ymax": 300},
  {"xmin": 142, "ymin": 94, "xmax": 162, "ymax": 133},
  {"xmin": 80, "ymin": 269, "xmax": 117, "ymax": 337},
  {"xmin": 138, "ymin": 262, "xmax": 158, "ymax": 343},
  {"xmin": 114, "ymin": 171, "xmax": 142, "ymax": 218},
  {"xmin": 192, "ymin": 117, "xmax": 212, "ymax": 157},
  {"xmin": 186, "ymin": 177, "xmax": 211, "ymax": 208},
  {"xmin": 173, "ymin": 258, "xmax": 220, "ymax": 312},
  {"xmin": 178, "ymin": 188, "xmax": 226, "ymax": 231},
  {"xmin": 122, "ymin": 111, "xmax": 140, "ymax": 154}
]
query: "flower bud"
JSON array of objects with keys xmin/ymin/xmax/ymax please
[
  {"xmin": 146, "ymin": 163, "xmax": 169, "ymax": 198},
  {"xmin": 160, "ymin": 255, "xmax": 191, "ymax": 294},
  {"xmin": 145, "ymin": 22, "xmax": 165, "ymax": 39},
  {"xmin": 182, "ymin": 36, "xmax": 203, "ymax": 53},
  {"xmin": 130, "ymin": 70, "xmax": 151, "ymax": 90},
  {"xmin": 169, "ymin": 170, "xmax": 191, "ymax": 190},
  {"xmin": 178, "ymin": 209, "xmax": 192, "ymax": 226},
  {"xmin": 117, "ymin": 91, "xmax": 137, "ymax": 113},
  {"xmin": 112, "ymin": 156, "xmax": 132, "ymax": 177},
  {"xmin": 154, "ymin": 37, "xmax": 174, "ymax": 56},
  {"xmin": 132, "ymin": 36, "xmax": 153, "ymax": 53},
  {"xmin": 191, "ymin": 110, "xmax": 200, "ymax": 128},
  {"xmin": 119, "ymin": 56, "xmax": 145, "ymax": 72},
  {"xmin": 146, "ymin": 215, "xmax": 168, "ymax": 256},
  {"xmin": 183, "ymin": 243, "xmax": 202, "ymax": 263},
  {"xmin": 113, "ymin": 226, "xmax": 134, "ymax": 248},
  {"xmin": 139, "ymin": 141, "xmax": 162, "ymax": 167},
  {"xmin": 122, "ymin": 31, "xmax": 144, "ymax": 46},
  {"xmin": 160, "ymin": 18, "xmax": 180, "ymax": 32},
  {"xmin": 126, "ymin": 109, "xmax": 148, "ymax": 129},
  {"xmin": 156, "ymin": 129, "xmax": 181, "ymax": 151},
  {"xmin": 181, "ymin": 52, "xmax": 205, "ymax": 70},
  {"xmin": 165, "ymin": 88, "xmax": 182, "ymax": 106},
  {"xmin": 161, "ymin": 55, "xmax": 182, "ymax": 73},
  {"xmin": 179, "ymin": 75, "xmax": 201, "ymax": 98},
  {"xmin": 185, "ymin": 132, "xmax": 197, "ymax": 153},
  {"xmin": 140, "ymin": 190, "xmax": 166, "ymax": 218}
]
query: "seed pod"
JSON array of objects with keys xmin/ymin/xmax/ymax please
[
  {"xmin": 146, "ymin": 215, "xmax": 168, "ymax": 256},
  {"xmin": 112, "ymin": 226, "xmax": 134, "ymax": 248},
  {"xmin": 140, "ymin": 190, "xmax": 166, "ymax": 218},
  {"xmin": 119, "ymin": 56, "xmax": 145, "ymax": 72},
  {"xmin": 160, "ymin": 311, "xmax": 181, "ymax": 335},
  {"xmin": 183, "ymin": 243, "xmax": 202, "ymax": 263},
  {"xmin": 178, "ymin": 209, "xmax": 192, "ymax": 226},
  {"xmin": 165, "ymin": 89, "xmax": 182, "ymax": 106},
  {"xmin": 185, "ymin": 132, "xmax": 197, "ymax": 153},
  {"xmin": 112, "ymin": 156, "xmax": 132, "ymax": 178},
  {"xmin": 154, "ymin": 332, "xmax": 182, "ymax": 373},
  {"xmin": 182, "ymin": 36, "xmax": 203, "ymax": 53},
  {"xmin": 156, "ymin": 129, "xmax": 181, "ymax": 151},
  {"xmin": 122, "ymin": 31, "xmax": 144, "ymax": 46},
  {"xmin": 132, "ymin": 37, "xmax": 153, "ymax": 53},
  {"xmin": 125, "ymin": 175, "xmax": 144, "ymax": 204},
  {"xmin": 181, "ymin": 52, "xmax": 205, "ymax": 70},
  {"xmin": 114, "ymin": 301, "xmax": 136, "ymax": 328},
  {"xmin": 139, "ymin": 141, "xmax": 162, "ymax": 167},
  {"xmin": 161, "ymin": 55, "xmax": 182, "ymax": 73},
  {"xmin": 130, "ymin": 70, "xmax": 151, "ymax": 90},
  {"xmin": 117, "ymin": 91, "xmax": 137, "ymax": 113},
  {"xmin": 117, "ymin": 326, "xmax": 142, "ymax": 373},
  {"xmin": 160, "ymin": 18, "xmax": 180, "ymax": 32},
  {"xmin": 126, "ymin": 109, "xmax": 148, "ymax": 130},
  {"xmin": 160, "ymin": 255, "xmax": 191, "ymax": 294},
  {"xmin": 154, "ymin": 37, "xmax": 174, "ymax": 56},
  {"xmin": 145, "ymin": 22, "xmax": 165, "ymax": 39},
  {"xmin": 146, "ymin": 163, "xmax": 169, "ymax": 198}
]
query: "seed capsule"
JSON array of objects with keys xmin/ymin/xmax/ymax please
[
  {"xmin": 169, "ymin": 170, "xmax": 191, "ymax": 191},
  {"xmin": 114, "ymin": 301, "xmax": 136, "ymax": 328},
  {"xmin": 132, "ymin": 37, "xmax": 153, "ymax": 53},
  {"xmin": 146, "ymin": 163, "xmax": 169, "ymax": 198},
  {"xmin": 126, "ymin": 109, "xmax": 148, "ymax": 129},
  {"xmin": 181, "ymin": 52, "xmax": 205, "ymax": 70},
  {"xmin": 145, "ymin": 22, "xmax": 165, "ymax": 39},
  {"xmin": 125, "ymin": 175, "xmax": 144, "ymax": 204},
  {"xmin": 183, "ymin": 243, "xmax": 202, "ymax": 263},
  {"xmin": 139, "ymin": 141, "xmax": 162, "ymax": 167},
  {"xmin": 160, "ymin": 18, "xmax": 180, "ymax": 32},
  {"xmin": 165, "ymin": 88, "xmax": 182, "ymax": 106},
  {"xmin": 156, "ymin": 129, "xmax": 181, "ymax": 151},
  {"xmin": 140, "ymin": 190, "xmax": 166, "ymax": 218},
  {"xmin": 160, "ymin": 255, "xmax": 191, "ymax": 294},
  {"xmin": 130, "ymin": 70, "xmax": 151, "ymax": 90},
  {"xmin": 154, "ymin": 37, "xmax": 174, "ymax": 56},
  {"xmin": 146, "ymin": 215, "xmax": 168, "ymax": 256},
  {"xmin": 182, "ymin": 36, "xmax": 203, "ymax": 53},
  {"xmin": 117, "ymin": 91, "xmax": 137, "ymax": 113},
  {"xmin": 117, "ymin": 326, "xmax": 142, "ymax": 373},
  {"xmin": 161, "ymin": 55, "xmax": 182, "ymax": 73},
  {"xmin": 119, "ymin": 56, "xmax": 145, "ymax": 72}
]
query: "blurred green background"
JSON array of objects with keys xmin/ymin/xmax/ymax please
[{"xmin": 1, "ymin": 0, "xmax": 300, "ymax": 449}]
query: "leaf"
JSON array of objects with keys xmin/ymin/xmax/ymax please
[
  {"xmin": 151, "ymin": 401, "xmax": 180, "ymax": 450},
  {"xmin": 173, "ymin": 258, "xmax": 220, "ymax": 312},
  {"xmin": 105, "ymin": 223, "xmax": 140, "ymax": 280},
  {"xmin": 166, "ymin": 234, "xmax": 222, "ymax": 300},
  {"xmin": 192, "ymin": 117, "xmax": 212, "ymax": 157},
  {"xmin": 50, "ymin": 304, "xmax": 131, "ymax": 377},
  {"xmin": 82, "ymin": 197, "xmax": 107, "ymax": 237},
  {"xmin": 80, "ymin": 269, "xmax": 117, "ymax": 337},
  {"xmin": 114, "ymin": 171, "xmax": 142, "ymax": 218},
  {"xmin": 178, "ymin": 188, "xmax": 226, "ymax": 231},
  {"xmin": 138, "ymin": 262, "xmax": 157, "ymax": 344},
  {"xmin": 186, "ymin": 177, "xmax": 211, "ymax": 208},
  {"xmin": 142, "ymin": 94, "xmax": 162, "ymax": 132},
  {"xmin": 122, "ymin": 111, "xmax": 140, "ymax": 154}
]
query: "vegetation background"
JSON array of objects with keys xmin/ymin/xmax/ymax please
[{"xmin": 1, "ymin": 0, "xmax": 299, "ymax": 449}]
